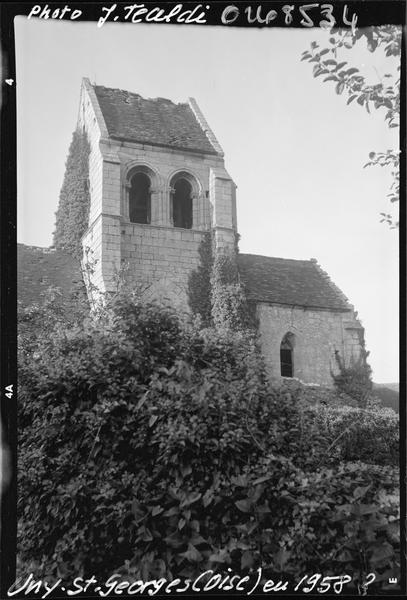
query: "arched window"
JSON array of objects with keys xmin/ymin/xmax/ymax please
[
  {"xmin": 129, "ymin": 172, "xmax": 151, "ymax": 224},
  {"xmin": 172, "ymin": 178, "xmax": 192, "ymax": 229},
  {"xmin": 280, "ymin": 333, "xmax": 295, "ymax": 377}
]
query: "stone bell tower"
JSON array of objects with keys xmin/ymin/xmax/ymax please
[{"xmin": 77, "ymin": 78, "xmax": 237, "ymax": 308}]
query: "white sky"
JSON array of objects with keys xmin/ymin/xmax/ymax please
[{"xmin": 15, "ymin": 18, "xmax": 399, "ymax": 383}]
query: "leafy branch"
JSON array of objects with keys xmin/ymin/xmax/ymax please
[
  {"xmin": 301, "ymin": 26, "xmax": 401, "ymax": 228},
  {"xmin": 302, "ymin": 29, "xmax": 400, "ymax": 125},
  {"xmin": 364, "ymin": 150, "xmax": 399, "ymax": 228}
]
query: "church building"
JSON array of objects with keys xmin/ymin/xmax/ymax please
[{"xmin": 19, "ymin": 78, "xmax": 366, "ymax": 387}]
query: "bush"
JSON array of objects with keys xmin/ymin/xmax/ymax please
[
  {"xmin": 308, "ymin": 403, "xmax": 398, "ymax": 466},
  {"xmin": 18, "ymin": 293, "xmax": 267, "ymax": 578},
  {"xmin": 282, "ymin": 461, "xmax": 400, "ymax": 590},
  {"xmin": 18, "ymin": 293, "xmax": 399, "ymax": 590},
  {"xmin": 258, "ymin": 380, "xmax": 398, "ymax": 469},
  {"xmin": 18, "ymin": 284, "xmax": 88, "ymax": 356}
]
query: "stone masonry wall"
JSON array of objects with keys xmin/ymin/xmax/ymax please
[
  {"xmin": 257, "ymin": 303, "xmax": 364, "ymax": 386},
  {"xmin": 121, "ymin": 223, "xmax": 205, "ymax": 310},
  {"xmin": 78, "ymin": 81, "xmax": 106, "ymax": 294},
  {"xmin": 98, "ymin": 138, "xmax": 235, "ymax": 303}
]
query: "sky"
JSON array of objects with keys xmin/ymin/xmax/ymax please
[{"xmin": 14, "ymin": 17, "xmax": 400, "ymax": 383}]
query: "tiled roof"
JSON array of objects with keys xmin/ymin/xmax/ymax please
[
  {"xmin": 237, "ymin": 254, "xmax": 351, "ymax": 311},
  {"xmin": 93, "ymin": 85, "xmax": 218, "ymax": 155},
  {"xmin": 17, "ymin": 245, "xmax": 350, "ymax": 312},
  {"xmin": 17, "ymin": 244, "xmax": 85, "ymax": 307}
]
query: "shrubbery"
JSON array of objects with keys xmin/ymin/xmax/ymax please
[
  {"xmin": 308, "ymin": 403, "xmax": 398, "ymax": 466},
  {"xmin": 261, "ymin": 380, "xmax": 398, "ymax": 469},
  {"xmin": 18, "ymin": 291, "xmax": 399, "ymax": 591}
]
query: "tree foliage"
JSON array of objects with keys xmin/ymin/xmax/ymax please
[
  {"xmin": 18, "ymin": 291, "xmax": 399, "ymax": 590},
  {"xmin": 302, "ymin": 26, "xmax": 401, "ymax": 227},
  {"xmin": 53, "ymin": 129, "xmax": 91, "ymax": 256}
]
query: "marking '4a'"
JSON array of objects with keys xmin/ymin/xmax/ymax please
[{"xmin": 4, "ymin": 384, "xmax": 13, "ymax": 399}]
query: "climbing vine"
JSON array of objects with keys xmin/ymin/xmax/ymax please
[
  {"xmin": 187, "ymin": 232, "xmax": 213, "ymax": 326},
  {"xmin": 53, "ymin": 129, "xmax": 91, "ymax": 257},
  {"xmin": 211, "ymin": 250, "xmax": 247, "ymax": 330},
  {"xmin": 188, "ymin": 231, "xmax": 254, "ymax": 331}
]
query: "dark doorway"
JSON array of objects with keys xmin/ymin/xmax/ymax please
[
  {"xmin": 173, "ymin": 178, "xmax": 192, "ymax": 229},
  {"xmin": 280, "ymin": 334, "xmax": 294, "ymax": 377},
  {"xmin": 129, "ymin": 172, "xmax": 151, "ymax": 224}
]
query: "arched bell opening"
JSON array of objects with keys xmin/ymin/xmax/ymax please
[
  {"xmin": 172, "ymin": 177, "xmax": 193, "ymax": 229},
  {"xmin": 129, "ymin": 171, "xmax": 151, "ymax": 224}
]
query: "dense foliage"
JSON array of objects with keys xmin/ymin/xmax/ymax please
[
  {"xmin": 187, "ymin": 232, "xmax": 213, "ymax": 326},
  {"xmin": 210, "ymin": 250, "xmax": 251, "ymax": 330},
  {"xmin": 53, "ymin": 129, "xmax": 91, "ymax": 256},
  {"xmin": 332, "ymin": 346, "xmax": 373, "ymax": 407},
  {"xmin": 302, "ymin": 25, "xmax": 401, "ymax": 228},
  {"xmin": 188, "ymin": 232, "xmax": 253, "ymax": 331},
  {"xmin": 18, "ymin": 291, "xmax": 399, "ymax": 591},
  {"xmin": 265, "ymin": 379, "xmax": 398, "ymax": 469}
]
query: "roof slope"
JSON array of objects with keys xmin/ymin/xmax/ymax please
[
  {"xmin": 17, "ymin": 244, "xmax": 85, "ymax": 307},
  {"xmin": 238, "ymin": 254, "xmax": 351, "ymax": 311},
  {"xmin": 93, "ymin": 85, "xmax": 218, "ymax": 155}
]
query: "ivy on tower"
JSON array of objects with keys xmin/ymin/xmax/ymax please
[{"xmin": 53, "ymin": 129, "xmax": 90, "ymax": 258}]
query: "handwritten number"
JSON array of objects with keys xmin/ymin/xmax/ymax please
[
  {"xmin": 299, "ymin": 4, "xmax": 318, "ymax": 27},
  {"xmin": 320, "ymin": 4, "xmax": 336, "ymax": 29},
  {"xmin": 294, "ymin": 575, "xmax": 308, "ymax": 592},
  {"xmin": 221, "ymin": 5, "xmax": 240, "ymax": 24},
  {"xmin": 343, "ymin": 4, "xmax": 358, "ymax": 35},
  {"xmin": 282, "ymin": 4, "xmax": 295, "ymax": 25},
  {"xmin": 303, "ymin": 574, "xmax": 322, "ymax": 593},
  {"xmin": 333, "ymin": 576, "xmax": 352, "ymax": 594}
]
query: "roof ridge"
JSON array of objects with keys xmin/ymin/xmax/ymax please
[
  {"xmin": 188, "ymin": 97, "xmax": 224, "ymax": 156},
  {"xmin": 93, "ymin": 83, "xmax": 184, "ymax": 106},
  {"xmin": 238, "ymin": 253, "xmax": 311, "ymax": 263}
]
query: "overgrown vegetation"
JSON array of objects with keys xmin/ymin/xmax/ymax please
[
  {"xmin": 187, "ymin": 232, "xmax": 213, "ymax": 326},
  {"xmin": 188, "ymin": 232, "xmax": 254, "ymax": 330},
  {"xmin": 18, "ymin": 289, "xmax": 399, "ymax": 592},
  {"xmin": 332, "ymin": 345, "xmax": 373, "ymax": 408},
  {"xmin": 53, "ymin": 129, "xmax": 91, "ymax": 256},
  {"xmin": 210, "ymin": 250, "xmax": 251, "ymax": 330}
]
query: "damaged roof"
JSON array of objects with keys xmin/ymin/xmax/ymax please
[
  {"xmin": 93, "ymin": 85, "xmax": 219, "ymax": 155},
  {"xmin": 237, "ymin": 254, "xmax": 351, "ymax": 311}
]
